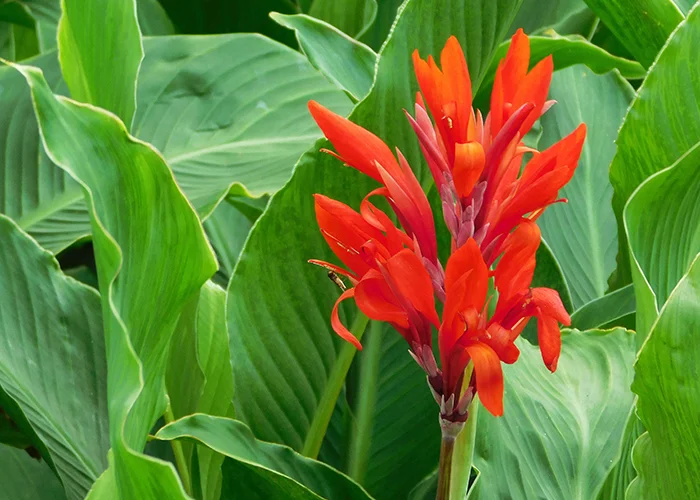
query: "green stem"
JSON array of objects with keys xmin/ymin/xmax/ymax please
[
  {"xmin": 449, "ymin": 398, "xmax": 479, "ymax": 499},
  {"xmin": 436, "ymin": 432, "xmax": 456, "ymax": 500},
  {"xmin": 347, "ymin": 320, "xmax": 383, "ymax": 481},
  {"xmin": 301, "ymin": 312, "xmax": 370, "ymax": 458},
  {"xmin": 164, "ymin": 404, "xmax": 192, "ymax": 496}
]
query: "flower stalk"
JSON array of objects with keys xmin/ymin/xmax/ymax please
[{"xmin": 436, "ymin": 428, "xmax": 458, "ymax": 500}]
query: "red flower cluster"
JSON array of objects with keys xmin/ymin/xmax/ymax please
[{"xmin": 309, "ymin": 30, "xmax": 585, "ymax": 420}]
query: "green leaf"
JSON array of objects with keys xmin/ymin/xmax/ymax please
[
  {"xmin": 16, "ymin": 63, "xmax": 217, "ymax": 498},
  {"xmin": 18, "ymin": 0, "xmax": 60, "ymax": 51},
  {"xmin": 58, "ymin": 0, "xmax": 143, "ymax": 127},
  {"xmin": 0, "ymin": 52, "xmax": 88, "ymax": 252},
  {"xmin": 629, "ymin": 254, "xmax": 700, "ymax": 498},
  {"xmin": 271, "ymin": 13, "xmax": 377, "ymax": 101},
  {"xmin": 155, "ymin": 0, "xmax": 297, "ymax": 46},
  {"xmin": 340, "ymin": 322, "xmax": 440, "ymax": 499},
  {"xmin": 479, "ymin": 33, "xmax": 644, "ymax": 97},
  {"xmin": 307, "ymin": 0, "xmax": 377, "ymax": 38},
  {"xmin": 624, "ymin": 142, "xmax": 700, "ymax": 341},
  {"xmin": 226, "ymin": 0, "xmax": 524, "ymax": 466},
  {"xmin": 570, "ymin": 284, "xmax": 636, "ymax": 330},
  {"xmin": 0, "ymin": 443, "xmax": 67, "ymax": 500},
  {"xmin": 0, "ymin": 214, "xmax": 108, "ymax": 499},
  {"xmin": 2, "ymin": 34, "xmax": 352, "ymax": 253},
  {"xmin": 358, "ymin": 0, "xmax": 403, "ymax": 51},
  {"xmin": 166, "ymin": 281, "xmax": 235, "ymax": 500},
  {"xmin": 204, "ymin": 195, "xmax": 269, "ymax": 285},
  {"xmin": 471, "ymin": 329, "xmax": 637, "ymax": 499},
  {"xmin": 582, "ymin": 0, "xmax": 684, "ymax": 66},
  {"xmin": 610, "ymin": 2, "xmax": 700, "ymax": 289},
  {"xmin": 156, "ymin": 415, "xmax": 372, "ymax": 500},
  {"xmin": 134, "ymin": 34, "xmax": 353, "ymax": 215},
  {"xmin": 136, "ymin": 0, "xmax": 176, "ymax": 36},
  {"xmin": 508, "ymin": 0, "xmax": 593, "ymax": 36},
  {"xmin": 537, "ymin": 66, "xmax": 634, "ymax": 308}
]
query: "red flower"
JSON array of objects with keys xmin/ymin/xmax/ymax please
[
  {"xmin": 311, "ymin": 194, "xmax": 439, "ymax": 365},
  {"xmin": 439, "ymin": 221, "xmax": 569, "ymax": 418},
  {"xmin": 409, "ymin": 29, "xmax": 586, "ymax": 264},
  {"xmin": 310, "ymin": 31, "xmax": 580, "ymax": 420},
  {"xmin": 308, "ymin": 101, "xmax": 439, "ymax": 268}
]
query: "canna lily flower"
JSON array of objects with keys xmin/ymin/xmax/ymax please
[
  {"xmin": 311, "ymin": 194, "xmax": 440, "ymax": 377},
  {"xmin": 437, "ymin": 221, "xmax": 570, "ymax": 419},
  {"xmin": 409, "ymin": 29, "xmax": 586, "ymax": 265},
  {"xmin": 310, "ymin": 31, "xmax": 579, "ymax": 423},
  {"xmin": 307, "ymin": 101, "xmax": 441, "ymax": 277}
]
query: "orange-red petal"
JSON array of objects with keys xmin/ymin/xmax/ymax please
[
  {"xmin": 308, "ymin": 101, "xmax": 398, "ymax": 183},
  {"xmin": 466, "ymin": 342, "xmax": 504, "ymax": 416},
  {"xmin": 453, "ymin": 142, "xmax": 485, "ymax": 198},
  {"xmin": 331, "ymin": 288, "xmax": 363, "ymax": 349}
]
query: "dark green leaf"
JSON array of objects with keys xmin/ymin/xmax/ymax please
[
  {"xmin": 156, "ymin": 415, "xmax": 373, "ymax": 500},
  {"xmin": 271, "ymin": 13, "xmax": 377, "ymax": 100},
  {"xmin": 0, "ymin": 214, "xmax": 108, "ymax": 499},
  {"xmin": 16, "ymin": 63, "xmax": 216, "ymax": 498},
  {"xmin": 570, "ymin": 284, "xmax": 636, "ymax": 330},
  {"xmin": 582, "ymin": 0, "xmax": 683, "ymax": 66}
]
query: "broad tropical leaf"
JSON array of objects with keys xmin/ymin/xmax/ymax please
[
  {"xmin": 0, "ymin": 214, "xmax": 108, "ymax": 499},
  {"xmin": 538, "ymin": 66, "xmax": 634, "ymax": 308},
  {"xmin": 582, "ymin": 0, "xmax": 684, "ymax": 66},
  {"xmin": 156, "ymin": 415, "xmax": 372, "ymax": 500},
  {"xmin": 629, "ymin": 255, "xmax": 700, "ymax": 498},
  {"xmin": 16, "ymin": 64, "xmax": 217, "ymax": 498},
  {"xmin": 0, "ymin": 443, "xmax": 67, "ymax": 500},
  {"xmin": 610, "ymin": 1, "xmax": 700, "ymax": 287},
  {"xmin": 58, "ymin": 0, "xmax": 143, "ymax": 126},
  {"xmin": 271, "ymin": 13, "xmax": 377, "ymax": 101},
  {"xmin": 471, "ymin": 329, "xmax": 636, "ymax": 499}
]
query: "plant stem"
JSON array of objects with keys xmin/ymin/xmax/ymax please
[
  {"xmin": 449, "ymin": 399, "xmax": 479, "ymax": 499},
  {"xmin": 301, "ymin": 312, "xmax": 370, "ymax": 458},
  {"xmin": 164, "ymin": 404, "xmax": 192, "ymax": 496},
  {"xmin": 436, "ymin": 431, "xmax": 456, "ymax": 500}
]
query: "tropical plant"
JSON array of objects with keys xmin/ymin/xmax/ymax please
[{"xmin": 0, "ymin": 0, "xmax": 698, "ymax": 499}]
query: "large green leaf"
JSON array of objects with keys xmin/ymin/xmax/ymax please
[
  {"xmin": 2, "ymin": 34, "xmax": 352, "ymax": 253},
  {"xmin": 16, "ymin": 64, "xmax": 217, "ymax": 498},
  {"xmin": 0, "ymin": 443, "xmax": 67, "ymax": 500},
  {"xmin": 610, "ymin": 2, "xmax": 700, "ymax": 288},
  {"xmin": 582, "ymin": 0, "xmax": 684, "ymax": 66},
  {"xmin": 0, "ymin": 53, "xmax": 87, "ymax": 252},
  {"xmin": 471, "ymin": 329, "xmax": 636, "ymax": 499},
  {"xmin": 166, "ymin": 281, "xmax": 234, "ymax": 500},
  {"xmin": 227, "ymin": 0, "xmax": 523, "ymax": 454},
  {"xmin": 156, "ymin": 415, "xmax": 372, "ymax": 500},
  {"xmin": 339, "ymin": 323, "xmax": 440, "ymax": 499},
  {"xmin": 307, "ymin": 0, "xmax": 377, "ymax": 38},
  {"xmin": 0, "ymin": 214, "xmax": 108, "ymax": 499},
  {"xmin": 271, "ymin": 13, "xmax": 377, "ymax": 101},
  {"xmin": 624, "ymin": 142, "xmax": 700, "ymax": 340},
  {"xmin": 629, "ymin": 254, "xmax": 700, "ymax": 498},
  {"xmin": 58, "ymin": 0, "xmax": 143, "ymax": 126},
  {"xmin": 135, "ymin": 34, "xmax": 354, "ymax": 215},
  {"xmin": 537, "ymin": 66, "xmax": 634, "ymax": 308}
]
